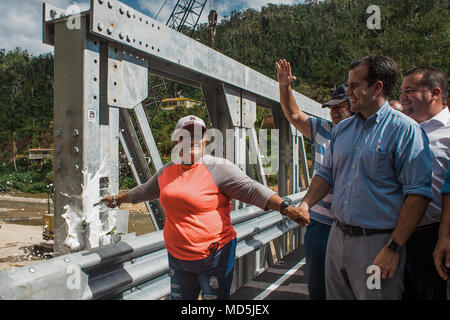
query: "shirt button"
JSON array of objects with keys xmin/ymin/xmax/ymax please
[
  {"xmin": 362, "ymin": 130, "xmax": 366, "ymax": 133},
  {"xmin": 347, "ymin": 183, "xmax": 351, "ymax": 186},
  {"xmin": 352, "ymin": 165, "xmax": 356, "ymax": 168},
  {"xmin": 344, "ymin": 201, "xmax": 348, "ymax": 205},
  {"xmin": 356, "ymin": 146, "xmax": 360, "ymax": 150}
]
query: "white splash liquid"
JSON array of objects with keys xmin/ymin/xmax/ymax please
[{"xmin": 61, "ymin": 160, "xmax": 118, "ymax": 251}]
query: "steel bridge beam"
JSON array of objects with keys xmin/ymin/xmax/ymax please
[{"xmin": 37, "ymin": 0, "xmax": 329, "ymax": 294}]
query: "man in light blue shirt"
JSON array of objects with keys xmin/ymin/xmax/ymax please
[
  {"xmin": 297, "ymin": 56, "xmax": 433, "ymax": 299},
  {"xmin": 276, "ymin": 59, "xmax": 353, "ymax": 300}
]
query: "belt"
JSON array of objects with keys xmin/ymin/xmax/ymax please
[
  {"xmin": 335, "ymin": 219, "xmax": 393, "ymax": 237},
  {"xmin": 416, "ymin": 222, "xmax": 439, "ymax": 231}
]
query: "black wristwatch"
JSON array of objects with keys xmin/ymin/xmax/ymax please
[
  {"xmin": 280, "ymin": 197, "xmax": 293, "ymax": 215},
  {"xmin": 386, "ymin": 239, "xmax": 402, "ymax": 253}
]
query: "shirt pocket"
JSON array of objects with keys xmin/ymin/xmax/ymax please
[{"xmin": 359, "ymin": 148, "xmax": 394, "ymax": 180}]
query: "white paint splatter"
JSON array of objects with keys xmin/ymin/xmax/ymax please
[{"xmin": 61, "ymin": 159, "xmax": 118, "ymax": 251}]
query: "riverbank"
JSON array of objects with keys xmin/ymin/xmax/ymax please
[
  {"xmin": 0, "ymin": 192, "xmax": 153, "ymax": 271},
  {"xmin": 0, "ymin": 222, "xmax": 49, "ymax": 271},
  {"xmin": 0, "ymin": 194, "xmax": 50, "ymax": 204}
]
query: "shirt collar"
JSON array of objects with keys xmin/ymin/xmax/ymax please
[
  {"xmin": 355, "ymin": 100, "xmax": 390, "ymax": 125},
  {"xmin": 420, "ymin": 107, "xmax": 450, "ymax": 128}
]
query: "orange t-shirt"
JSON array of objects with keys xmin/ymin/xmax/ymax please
[{"xmin": 128, "ymin": 155, "xmax": 275, "ymax": 260}]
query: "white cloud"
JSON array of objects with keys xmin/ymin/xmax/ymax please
[
  {"xmin": 0, "ymin": 0, "xmax": 305, "ymax": 56},
  {"xmin": 137, "ymin": 0, "xmax": 175, "ymax": 23},
  {"xmin": 137, "ymin": 0, "xmax": 304, "ymax": 27},
  {"xmin": 0, "ymin": 0, "xmax": 89, "ymax": 56}
]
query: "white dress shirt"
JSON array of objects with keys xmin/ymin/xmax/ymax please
[{"xmin": 419, "ymin": 107, "xmax": 450, "ymax": 225}]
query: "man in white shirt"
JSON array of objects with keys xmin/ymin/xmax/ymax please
[{"xmin": 400, "ymin": 66, "xmax": 450, "ymax": 300}]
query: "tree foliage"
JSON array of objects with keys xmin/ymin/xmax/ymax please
[
  {"xmin": 0, "ymin": 0, "xmax": 448, "ymax": 192},
  {"xmin": 0, "ymin": 48, "xmax": 54, "ymax": 166},
  {"xmin": 195, "ymin": 0, "xmax": 449, "ymax": 101}
]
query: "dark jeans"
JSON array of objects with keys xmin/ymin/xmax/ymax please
[
  {"xmin": 403, "ymin": 223, "xmax": 447, "ymax": 300},
  {"xmin": 168, "ymin": 238, "xmax": 236, "ymax": 300},
  {"xmin": 304, "ymin": 219, "xmax": 331, "ymax": 300}
]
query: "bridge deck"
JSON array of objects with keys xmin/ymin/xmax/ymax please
[{"xmin": 231, "ymin": 246, "xmax": 309, "ymax": 300}]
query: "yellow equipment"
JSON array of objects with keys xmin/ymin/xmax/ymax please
[{"xmin": 42, "ymin": 213, "xmax": 54, "ymax": 240}]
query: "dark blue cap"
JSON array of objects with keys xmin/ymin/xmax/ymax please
[{"xmin": 322, "ymin": 84, "xmax": 349, "ymax": 108}]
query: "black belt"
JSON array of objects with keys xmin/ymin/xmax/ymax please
[
  {"xmin": 416, "ymin": 222, "xmax": 439, "ymax": 231},
  {"xmin": 335, "ymin": 219, "xmax": 393, "ymax": 237}
]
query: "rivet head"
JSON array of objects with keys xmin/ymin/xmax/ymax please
[
  {"xmin": 119, "ymin": 32, "xmax": 124, "ymax": 40},
  {"xmin": 107, "ymin": 25, "xmax": 114, "ymax": 35},
  {"xmin": 29, "ymin": 267, "xmax": 36, "ymax": 273},
  {"xmin": 73, "ymin": 147, "xmax": 80, "ymax": 153},
  {"xmin": 63, "ymin": 258, "xmax": 70, "ymax": 263},
  {"xmin": 119, "ymin": 6, "xmax": 124, "ymax": 14},
  {"xmin": 74, "ymin": 164, "xmax": 80, "ymax": 172},
  {"xmin": 98, "ymin": 0, "xmax": 104, "ymax": 4},
  {"xmin": 97, "ymin": 22, "xmax": 104, "ymax": 32},
  {"xmin": 73, "ymin": 129, "xmax": 79, "ymax": 136}
]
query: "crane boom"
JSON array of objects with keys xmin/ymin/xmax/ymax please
[{"xmin": 167, "ymin": 0, "xmax": 208, "ymax": 36}]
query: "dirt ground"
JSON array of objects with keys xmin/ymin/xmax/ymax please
[
  {"xmin": 0, "ymin": 222, "xmax": 50, "ymax": 271},
  {"xmin": 0, "ymin": 194, "xmax": 149, "ymax": 272}
]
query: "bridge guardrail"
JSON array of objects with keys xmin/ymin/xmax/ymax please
[{"xmin": 0, "ymin": 191, "xmax": 306, "ymax": 300}]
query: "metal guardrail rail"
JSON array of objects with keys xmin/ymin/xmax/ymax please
[{"xmin": 0, "ymin": 192, "xmax": 306, "ymax": 300}]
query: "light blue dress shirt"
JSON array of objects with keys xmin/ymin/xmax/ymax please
[{"xmin": 316, "ymin": 101, "xmax": 433, "ymax": 229}]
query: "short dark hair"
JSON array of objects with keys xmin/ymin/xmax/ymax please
[
  {"xmin": 349, "ymin": 56, "xmax": 398, "ymax": 98},
  {"xmin": 405, "ymin": 67, "xmax": 448, "ymax": 103}
]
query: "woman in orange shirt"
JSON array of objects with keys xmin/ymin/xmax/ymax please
[{"xmin": 102, "ymin": 115, "xmax": 309, "ymax": 300}]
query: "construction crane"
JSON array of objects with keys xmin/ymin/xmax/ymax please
[
  {"xmin": 144, "ymin": 0, "xmax": 218, "ymax": 124},
  {"xmin": 167, "ymin": 0, "xmax": 208, "ymax": 36}
]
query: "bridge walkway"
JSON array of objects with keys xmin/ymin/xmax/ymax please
[{"xmin": 231, "ymin": 246, "xmax": 309, "ymax": 300}]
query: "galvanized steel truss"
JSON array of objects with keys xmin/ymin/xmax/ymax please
[{"xmin": 0, "ymin": 0, "xmax": 329, "ymax": 299}]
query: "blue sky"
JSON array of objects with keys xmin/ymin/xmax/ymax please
[{"xmin": 0, "ymin": 0, "xmax": 306, "ymax": 56}]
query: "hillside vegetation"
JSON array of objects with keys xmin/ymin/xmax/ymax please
[{"xmin": 0, "ymin": 0, "xmax": 448, "ymax": 192}]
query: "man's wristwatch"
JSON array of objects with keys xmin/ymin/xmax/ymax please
[
  {"xmin": 280, "ymin": 197, "xmax": 293, "ymax": 215},
  {"xmin": 386, "ymin": 239, "xmax": 402, "ymax": 253}
]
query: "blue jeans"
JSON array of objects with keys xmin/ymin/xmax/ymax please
[
  {"xmin": 168, "ymin": 238, "xmax": 236, "ymax": 300},
  {"xmin": 304, "ymin": 219, "xmax": 331, "ymax": 300}
]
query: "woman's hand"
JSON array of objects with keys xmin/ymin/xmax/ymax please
[
  {"xmin": 100, "ymin": 193, "xmax": 130, "ymax": 208},
  {"xmin": 101, "ymin": 195, "xmax": 119, "ymax": 208}
]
